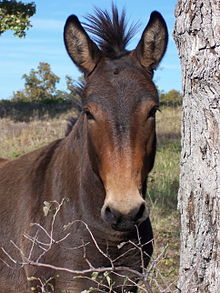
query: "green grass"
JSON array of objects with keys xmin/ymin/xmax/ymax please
[
  {"xmin": 147, "ymin": 106, "xmax": 181, "ymax": 208},
  {"xmin": 148, "ymin": 140, "xmax": 180, "ymax": 208}
]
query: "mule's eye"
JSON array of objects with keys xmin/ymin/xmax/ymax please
[
  {"xmin": 84, "ymin": 109, "xmax": 95, "ymax": 120},
  {"xmin": 147, "ymin": 106, "xmax": 159, "ymax": 119}
]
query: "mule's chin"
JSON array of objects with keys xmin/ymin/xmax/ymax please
[{"xmin": 110, "ymin": 220, "xmax": 138, "ymax": 232}]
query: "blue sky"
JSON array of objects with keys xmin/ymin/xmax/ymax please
[{"xmin": 0, "ymin": 0, "xmax": 181, "ymax": 99}]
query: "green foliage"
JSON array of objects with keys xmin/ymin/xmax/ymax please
[
  {"xmin": 160, "ymin": 89, "xmax": 182, "ymax": 106},
  {"xmin": 66, "ymin": 75, "xmax": 75, "ymax": 94},
  {"xmin": 11, "ymin": 62, "xmax": 82, "ymax": 103},
  {"xmin": 64, "ymin": 74, "xmax": 84, "ymax": 101},
  {"xmin": 64, "ymin": 75, "xmax": 79, "ymax": 100},
  {"xmin": 13, "ymin": 62, "xmax": 61, "ymax": 101},
  {"xmin": 0, "ymin": 0, "xmax": 36, "ymax": 38},
  {"xmin": 11, "ymin": 151, "xmax": 21, "ymax": 157}
]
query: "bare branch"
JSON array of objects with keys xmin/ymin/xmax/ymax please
[
  {"xmin": 1, "ymin": 198, "xmax": 178, "ymax": 292},
  {"xmin": 1, "ymin": 247, "xmax": 17, "ymax": 264}
]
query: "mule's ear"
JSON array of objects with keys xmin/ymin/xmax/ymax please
[
  {"xmin": 64, "ymin": 15, "xmax": 101, "ymax": 74},
  {"xmin": 133, "ymin": 11, "xmax": 168, "ymax": 70}
]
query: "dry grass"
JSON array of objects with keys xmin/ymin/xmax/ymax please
[
  {"xmin": 0, "ymin": 112, "xmax": 76, "ymax": 158},
  {"xmin": 157, "ymin": 106, "xmax": 181, "ymax": 147},
  {"xmin": 148, "ymin": 207, "xmax": 180, "ymax": 292},
  {"xmin": 0, "ymin": 118, "xmax": 63, "ymax": 158},
  {"xmin": 0, "ymin": 106, "xmax": 181, "ymax": 292}
]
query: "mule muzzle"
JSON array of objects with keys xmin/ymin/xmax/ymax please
[{"xmin": 101, "ymin": 202, "xmax": 149, "ymax": 232}]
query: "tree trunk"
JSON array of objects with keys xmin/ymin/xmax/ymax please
[{"xmin": 173, "ymin": 1, "xmax": 220, "ymax": 292}]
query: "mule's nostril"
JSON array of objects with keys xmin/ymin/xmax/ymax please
[
  {"xmin": 102, "ymin": 202, "xmax": 147, "ymax": 231},
  {"xmin": 105, "ymin": 206, "xmax": 111, "ymax": 214},
  {"xmin": 104, "ymin": 205, "xmax": 119, "ymax": 223},
  {"xmin": 134, "ymin": 203, "xmax": 146, "ymax": 221}
]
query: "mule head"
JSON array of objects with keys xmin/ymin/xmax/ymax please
[{"xmin": 64, "ymin": 7, "xmax": 168, "ymax": 232}]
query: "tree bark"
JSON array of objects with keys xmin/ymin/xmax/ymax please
[{"xmin": 173, "ymin": 1, "xmax": 220, "ymax": 292}]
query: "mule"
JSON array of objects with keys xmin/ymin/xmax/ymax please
[{"xmin": 0, "ymin": 5, "xmax": 168, "ymax": 292}]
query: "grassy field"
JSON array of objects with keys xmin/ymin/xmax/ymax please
[
  {"xmin": 147, "ymin": 107, "xmax": 181, "ymax": 292},
  {"xmin": 149, "ymin": 107, "xmax": 181, "ymax": 208},
  {"xmin": 0, "ymin": 106, "xmax": 181, "ymax": 292}
]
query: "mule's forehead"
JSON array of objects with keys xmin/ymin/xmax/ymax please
[
  {"xmin": 84, "ymin": 55, "xmax": 159, "ymax": 108},
  {"xmin": 83, "ymin": 59, "xmax": 159, "ymax": 141}
]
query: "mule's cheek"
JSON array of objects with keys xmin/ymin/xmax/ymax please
[
  {"xmin": 144, "ymin": 135, "xmax": 156, "ymax": 177},
  {"xmin": 87, "ymin": 135, "xmax": 100, "ymax": 174},
  {"xmin": 87, "ymin": 127, "xmax": 108, "ymax": 174},
  {"xmin": 87, "ymin": 119, "xmax": 115, "ymax": 177},
  {"xmin": 139, "ymin": 131, "xmax": 156, "ymax": 181}
]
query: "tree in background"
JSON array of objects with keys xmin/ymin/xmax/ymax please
[
  {"xmin": 174, "ymin": 0, "xmax": 220, "ymax": 292},
  {"xmin": 160, "ymin": 89, "xmax": 182, "ymax": 106},
  {"xmin": 13, "ymin": 62, "xmax": 61, "ymax": 101},
  {"xmin": 0, "ymin": 0, "xmax": 36, "ymax": 38},
  {"xmin": 55, "ymin": 75, "xmax": 80, "ymax": 101},
  {"xmin": 65, "ymin": 75, "xmax": 84, "ymax": 97},
  {"xmin": 12, "ymin": 62, "xmax": 82, "ymax": 103}
]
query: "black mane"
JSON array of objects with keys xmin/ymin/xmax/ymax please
[
  {"xmin": 84, "ymin": 4, "xmax": 139, "ymax": 58},
  {"xmin": 65, "ymin": 116, "xmax": 78, "ymax": 136},
  {"xmin": 65, "ymin": 82, "xmax": 83, "ymax": 137}
]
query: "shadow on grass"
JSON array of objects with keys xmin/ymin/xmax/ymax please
[
  {"xmin": 0, "ymin": 99, "xmax": 81, "ymax": 122},
  {"xmin": 157, "ymin": 132, "xmax": 181, "ymax": 149}
]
